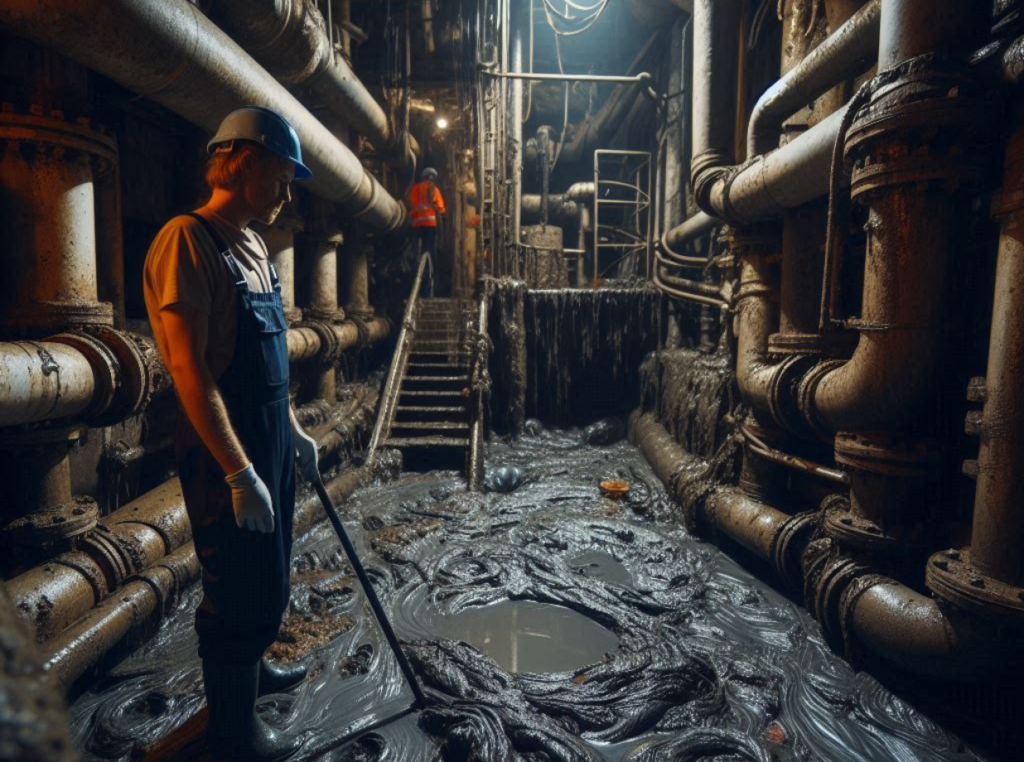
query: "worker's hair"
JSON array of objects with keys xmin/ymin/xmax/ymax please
[{"xmin": 205, "ymin": 140, "xmax": 275, "ymax": 190}]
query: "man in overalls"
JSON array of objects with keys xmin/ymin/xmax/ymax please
[{"xmin": 144, "ymin": 106, "xmax": 320, "ymax": 760}]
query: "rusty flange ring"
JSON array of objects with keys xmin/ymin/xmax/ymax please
[
  {"xmin": 767, "ymin": 331, "xmax": 857, "ymax": 358},
  {"xmin": 79, "ymin": 524, "xmax": 136, "ymax": 592},
  {"xmin": 926, "ymin": 548, "xmax": 1024, "ymax": 622},
  {"xmin": 769, "ymin": 510, "xmax": 819, "ymax": 589},
  {"xmin": 822, "ymin": 494, "xmax": 904, "ymax": 556},
  {"xmin": 84, "ymin": 327, "xmax": 153, "ymax": 425},
  {"xmin": 299, "ymin": 320, "xmax": 344, "ymax": 365},
  {"xmin": 767, "ymin": 354, "xmax": 819, "ymax": 438},
  {"xmin": 796, "ymin": 359, "xmax": 847, "ymax": 440},
  {"xmin": 0, "ymin": 110, "xmax": 117, "ymax": 170},
  {"xmin": 833, "ymin": 431, "xmax": 942, "ymax": 477},
  {"xmin": 804, "ymin": 538, "xmax": 869, "ymax": 651},
  {"xmin": 846, "ymin": 63, "xmax": 996, "ymax": 199},
  {"xmin": 0, "ymin": 496, "xmax": 98, "ymax": 549},
  {"xmin": 45, "ymin": 331, "xmax": 120, "ymax": 422}
]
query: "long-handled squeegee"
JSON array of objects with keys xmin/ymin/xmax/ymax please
[{"xmin": 311, "ymin": 473, "xmax": 427, "ymax": 738}]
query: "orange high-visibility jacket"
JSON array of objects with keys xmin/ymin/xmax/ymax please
[{"xmin": 408, "ymin": 180, "xmax": 446, "ymax": 228}]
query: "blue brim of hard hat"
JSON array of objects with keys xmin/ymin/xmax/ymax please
[{"xmin": 293, "ymin": 161, "xmax": 313, "ymax": 180}]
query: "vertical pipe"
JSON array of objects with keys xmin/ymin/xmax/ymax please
[
  {"xmin": 511, "ymin": 4, "xmax": 524, "ymax": 280},
  {"xmin": 94, "ymin": 164, "xmax": 126, "ymax": 329},
  {"xmin": 344, "ymin": 242, "xmax": 373, "ymax": 317},
  {"xmin": 309, "ymin": 233, "xmax": 344, "ymax": 322},
  {"xmin": 969, "ymin": 111, "xmax": 1024, "ymax": 587},
  {"xmin": 878, "ymin": 0, "xmax": 989, "ymax": 70},
  {"xmin": 262, "ymin": 211, "xmax": 303, "ymax": 323}
]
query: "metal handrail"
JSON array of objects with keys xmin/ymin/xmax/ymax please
[
  {"xmin": 366, "ymin": 252, "xmax": 433, "ymax": 465},
  {"xmin": 467, "ymin": 293, "xmax": 490, "ymax": 491}
]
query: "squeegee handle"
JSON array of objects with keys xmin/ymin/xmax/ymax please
[{"xmin": 313, "ymin": 475, "xmax": 427, "ymax": 707}]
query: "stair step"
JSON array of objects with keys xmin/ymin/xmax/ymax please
[
  {"xmin": 404, "ymin": 375, "xmax": 469, "ymax": 383},
  {"xmin": 407, "ymin": 362, "xmax": 465, "ymax": 368},
  {"xmin": 400, "ymin": 389, "xmax": 465, "ymax": 397},
  {"xmin": 385, "ymin": 436, "xmax": 470, "ymax": 448},
  {"xmin": 392, "ymin": 421, "xmax": 469, "ymax": 431},
  {"xmin": 396, "ymin": 406, "xmax": 467, "ymax": 414}
]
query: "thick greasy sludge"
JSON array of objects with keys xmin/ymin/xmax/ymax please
[{"xmin": 70, "ymin": 428, "xmax": 985, "ymax": 761}]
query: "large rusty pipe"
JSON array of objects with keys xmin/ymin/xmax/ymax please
[
  {"xmin": 0, "ymin": 317, "xmax": 387, "ymax": 429},
  {"xmin": 749, "ymin": 0, "xmax": 880, "ymax": 156},
  {"xmin": 0, "ymin": 0, "xmax": 405, "ymax": 233},
  {"xmin": 631, "ymin": 411, "xmax": 791, "ymax": 563},
  {"xmin": 286, "ymin": 317, "xmax": 390, "ymax": 362},
  {"xmin": 848, "ymin": 579, "xmax": 1018, "ymax": 681},
  {"xmin": 735, "ymin": 256, "xmax": 778, "ymax": 413},
  {"xmin": 969, "ymin": 113, "xmax": 1024, "ymax": 587},
  {"xmin": 211, "ymin": 0, "xmax": 413, "ymax": 174},
  {"xmin": 0, "ymin": 341, "xmax": 99, "ymax": 427}
]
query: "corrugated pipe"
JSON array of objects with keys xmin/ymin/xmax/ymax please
[
  {"xmin": 0, "ymin": 0, "xmax": 405, "ymax": 234},
  {"xmin": 210, "ymin": 0, "xmax": 415, "ymax": 178}
]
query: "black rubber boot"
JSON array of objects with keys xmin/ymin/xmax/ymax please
[
  {"xmin": 258, "ymin": 659, "xmax": 308, "ymax": 695},
  {"xmin": 203, "ymin": 659, "xmax": 302, "ymax": 761}
]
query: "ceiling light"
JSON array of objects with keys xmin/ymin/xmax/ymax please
[{"xmin": 436, "ymin": 117, "xmax": 449, "ymax": 130}]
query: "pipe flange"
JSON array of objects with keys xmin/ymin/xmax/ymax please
[
  {"xmin": 0, "ymin": 496, "xmax": 98, "ymax": 550},
  {"xmin": 822, "ymin": 494, "xmax": 904, "ymax": 556},
  {"xmin": 806, "ymin": 541, "xmax": 869, "ymax": 651},
  {"xmin": 767, "ymin": 331, "xmax": 857, "ymax": 358},
  {"xmin": 0, "ymin": 110, "xmax": 118, "ymax": 170},
  {"xmin": 833, "ymin": 431, "xmax": 942, "ymax": 478},
  {"xmin": 769, "ymin": 510, "xmax": 819, "ymax": 589},
  {"xmin": 79, "ymin": 524, "xmax": 136, "ymax": 592},
  {"xmin": 767, "ymin": 354, "xmax": 819, "ymax": 438},
  {"xmin": 0, "ymin": 300, "xmax": 115, "ymax": 335},
  {"xmin": 46, "ymin": 330, "xmax": 120, "ymax": 422},
  {"xmin": 926, "ymin": 548, "xmax": 1024, "ymax": 623},
  {"xmin": 847, "ymin": 61, "xmax": 996, "ymax": 199},
  {"xmin": 796, "ymin": 359, "xmax": 847, "ymax": 440},
  {"xmin": 82, "ymin": 327, "xmax": 155, "ymax": 425},
  {"xmin": 51, "ymin": 554, "xmax": 109, "ymax": 604},
  {"xmin": 298, "ymin": 320, "xmax": 344, "ymax": 365}
]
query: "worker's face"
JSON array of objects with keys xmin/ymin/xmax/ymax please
[{"xmin": 244, "ymin": 153, "xmax": 295, "ymax": 226}]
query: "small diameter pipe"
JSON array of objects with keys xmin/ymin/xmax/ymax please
[
  {"xmin": 482, "ymin": 70, "xmax": 654, "ymax": 84},
  {"xmin": 286, "ymin": 317, "xmax": 391, "ymax": 363}
]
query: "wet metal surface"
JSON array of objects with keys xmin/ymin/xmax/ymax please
[{"xmin": 69, "ymin": 429, "xmax": 987, "ymax": 761}]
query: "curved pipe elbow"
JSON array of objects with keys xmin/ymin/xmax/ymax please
[
  {"xmin": 802, "ymin": 332, "xmax": 938, "ymax": 434},
  {"xmin": 849, "ymin": 581, "xmax": 1021, "ymax": 682}
]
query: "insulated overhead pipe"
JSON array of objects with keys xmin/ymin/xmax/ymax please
[{"xmin": 0, "ymin": 0, "xmax": 405, "ymax": 234}]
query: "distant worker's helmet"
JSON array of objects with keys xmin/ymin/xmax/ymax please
[
  {"xmin": 208, "ymin": 106, "xmax": 313, "ymax": 179},
  {"xmin": 421, "ymin": 167, "xmax": 438, "ymax": 181}
]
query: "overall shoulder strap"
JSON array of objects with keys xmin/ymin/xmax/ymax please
[{"xmin": 185, "ymin": 212, "xmax": 247, "ymax": 289}]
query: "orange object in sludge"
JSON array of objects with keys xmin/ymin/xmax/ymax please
[{"xmin": 599, "ymin": 480, "xmax": 630, "ymax": 497}]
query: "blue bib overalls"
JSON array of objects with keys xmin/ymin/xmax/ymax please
[{"xmin": 175, "ymin": 214, "xmax": 295, "ymax": 666}]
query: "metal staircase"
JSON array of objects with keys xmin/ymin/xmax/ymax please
[{"xmin": 367, "ymin": 254, "xmax": 488, "ymax": 487}]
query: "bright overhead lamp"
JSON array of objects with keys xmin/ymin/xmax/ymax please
[{"xmin": 436, "ymin": 117, "xmax": 449, "ymax": 130}]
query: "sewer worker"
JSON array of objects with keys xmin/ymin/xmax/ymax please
[
  {"xmin": 408, "ymin": 166, "xmax": 447, "ymax": 257},
  {"xmin": 143, "ymin": 106, "xmax": 321, "ymax": 761}
]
